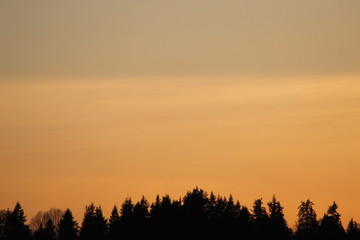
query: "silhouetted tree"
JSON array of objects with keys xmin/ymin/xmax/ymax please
[
  {"xmin": 182, "ymin": 187, "xmax": 209, "ymax": 237},
  {"xmin": 3, "ymin": 187, "xmax": 360, "ymax": 240},
  {"xmin": 149, "ymin": 195, "xmax": 181, "ymax": 239},
  {"xmin": 33, "ymin": 219, "xmax": 56, "ymax": 240},
  {"xmin": 251, "ymin": 198, "xmax": 269, "ymax": 240},
  {"xmin": 108, "ymin": 205, "xmax": 121, "ymax": 240},
  {"xmin": 295, "ymin": 199, "xmax": 319, "ymax": 240},
  {"xmin": 4, "ymin": 202, "xmax": 31, "ymax": 240},
  {"xmin": 79, "ymin": 203, "xmax": 107, "ymax": 240},
  {"xmin": 119, "ymin": 198, "xmax": 134, "ymax": 238},
  {"xmin": 319, "ymin": 202, "xmax": 346, "ymax": 240},
  {"xmin": 0, "ymin": 209, "xmax": 10, "ymax": 240},
  {"xmin": 267, "ymin": 195, "xmax": 291, "ymax": 240},
  {"xmin": 3, "ymin": 202, "xmax": 31, "ymax": 240},
  {"xmin": 133, "ymin": 196, "xmax": 149, "ymax": 238},
  {"xmin": 58, "ymin": 209, "xmax": 78, "ymax": 240},
  {"xmin": 347, "ymin": 218, "xmax": 360, "ymax": 240},
  {"xmin": 237, "ymin": 206, "xmax": 253, "ymax": 239}
]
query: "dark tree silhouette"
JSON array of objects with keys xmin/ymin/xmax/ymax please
[
  {"xmin": 3, "ymin": 202, "xmax": 31, "ymax": 240},
  {"xmin": 58, "ymin": 209, "xmax": 78, "ymax": 240},
  {"xmin": 149, "ymin": 194, "xmax": 181, "ymax": 238},
  {"xmin": 33, "ymin": 219, "xmax": 56, "ymax": 240},
  {"xmin": 3, "ymin": 187, "xmax": 360, "ymax": 240},
  {"xmin": 347, "ymin": 218, "xmax": 360, "ymax": 240},
  {"xmin": 182, "ymin": 187, "xmax": 209, "ymax": 238},
  {"xmin": 251, "ymin": 198, "xmax": 269, "ymax": 240},
  {"xmin": 79, "ymin": 203, "xmax": 107, "ymax": 240},
  {"xmin": 267, "ymin": 195, "xmax": 291, "ymax": 240},
  {"xmin": 119, "ymin": 198, "xmax": 134, "ymax": 238},
  {"xmin": 132, "ymin": 196, "xmax": 150, "ymax": 238},
  {"xmin": 319, "ymin": 202, "xmax": 346, "ymax": 240},
  {"xmin": 237, "ymin": 205, "xmax": 253, "ymax": 239},
  {"xmin": 0, "ymin": 209, "xmax": 10, "ymax": 240},
  {"xmin": 295, "ymin": 199, "xmax": 319, "ymax": 240},
  {"xmin": 108, "ymin": 205, "xmax": 121, "ymax": 240}
]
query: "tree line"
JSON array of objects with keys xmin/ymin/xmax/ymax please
[{"xmin": 0, "ymin": 187, "xmax": 360, "ymax": 240}]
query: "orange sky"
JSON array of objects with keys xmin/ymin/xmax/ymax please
[
  {"xmin": 1, "ymin": 0, "xmax": 360, "ymax": 228},
  {"xmin": 1, "ymin": 75, "xmax": 360, "ymax": 227}
]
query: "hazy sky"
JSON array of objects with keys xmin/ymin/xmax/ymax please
[{"xmin": 1, "ymin": 1, "xmax": 360, "ymax": 227}]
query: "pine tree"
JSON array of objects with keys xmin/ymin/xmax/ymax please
[
  {"xmin": 347, "ymin": 218, "xmax": 360, "ymax": 240},
  {"xmin": 182, "ymin": 187, "xmax": 209, "ymax": 237},
  {"xmin": 0, "ymin": 209, "xmax": 10, "ymax": 240},
  {"xmin": 295, "ymin": 199, "xmax": 319, "ymax": 240},
  {"xmin": 79, "ymin": 203, "xmax": 107, "ymax": 240},
  {"xmin": 133, "ymin": 196, "xmax": 149, "ymax": 237},
  {"xmin": 251, "ymin": 198, "xmax": 269, "ymax": 240},
  {"xmin": 33, "ymin": 219, "xmax": 56, "ymax": 240},
  {"xmin": 58, "ymin": 209, "xmax": 78, "ymax": 240},
  {"xmin": 4, "ymin": 202, "xmax": 31, "ymax": 240},
  {"xmin": 267, "ymin": 195, "xmax": 291, "ymax": 240},
  {"xmin": 108, "ymin": 205, "xmax": 121, "ymax": 240},
  {"xmin": 319, "ymin": 202, "xmax": 346, "ymax": 240},
  {"xmin": 120, "ymin": 198, "xmax": 134, "ymax": 238}
]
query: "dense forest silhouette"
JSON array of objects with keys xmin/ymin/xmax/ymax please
[{"xmin": 1, "ymin": 187, "xmax": 359, "ymax": 240}]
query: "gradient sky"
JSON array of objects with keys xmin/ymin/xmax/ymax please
[{"xmin": 1, "ymin": 1, "xmax": 360, "ymax": 227}]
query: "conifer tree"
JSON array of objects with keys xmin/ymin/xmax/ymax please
[
  {"xmin": 79, "ymin": 203, "xmax": 107, "ymax": 240},
  {"xmin": 251, "ymin": 198, "xmax": 269, "ymax": 240},
  {"xmin": 295, "ymin": 199, "xmax": 319, "ymax": 240},
  {"xmin": 347, "ymin": 218, "xmax": 360, "ymax": 240},
  {"xmin": 108, "ymin": 205, "xmax": 121, "ymax": 240},
  {"xmin": 267, "ymin": 195, "xmax": 291, "ymax": 240},
  {"xmin": 4, "ymin": 202, "xmax": 31, "ymax": 240},
  {"xmin": 58, "ymin": 209, "xmax": 78, "ymax": 240},
  {"xmin": 33, "ymin": 219, "xmax": 56, "ymax": 240},
  {"xmin": 0, "ymin": 209, "xmax": 10, "ymax": 240},
  {"xmin": 319, "ymin": 202, "xmax": 346, "ymax": 240},
  {"xmin": 120, "ymin": 198, "xmax": 134, "ymax": 238}
]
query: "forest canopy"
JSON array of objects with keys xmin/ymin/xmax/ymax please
[{"xmin": 0, "ymin": 187, "xmax": 359, "ymax": 240}]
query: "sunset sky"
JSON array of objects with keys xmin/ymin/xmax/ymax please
[{"xmin": 1, "ymin": 1, "xmax": 360, "ymax": 227}]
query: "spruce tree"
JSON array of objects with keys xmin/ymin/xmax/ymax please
[
  {"xmin": 267, "ymin": 195, "xmax": 291, "ymax": 240},
  {"xmin": 347, "ymin": 218, "xmax": 360, "ymax": 240},
  {"xmin": 120, "ymin": 198, "xmax": 134, "ymax": 238},
  {"xmin": 251, "ymin": 198, "xmax": 269, "ymax": 240},
  {"xmin": 58, "ymin": 209, "xmax": 78, "ymax": 240},
  {"xmin": 108, "ymin": 205, "xmax": 121, "ymax": 240},
  {"xmin": 79, "ymin": 204, "xmax": 107, "ymax": 240},
  {"xmin": 4, "ymin": 202, "xmax": 31, "ymax": 240},
  {"xmin": 319, "ymin": 202, "xmax": 346, "ymax": 240},
  {"xmin": 295, "ymin": 199, "xmax": 319, "ymax": 240}
]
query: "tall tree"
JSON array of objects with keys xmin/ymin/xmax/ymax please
[
  {"xmin": 79, "ymin": 204, "xmax": 107, "ymax": 240},
  {"xmin": 237, "ymin": 206, "xmax": 253, "ymax": 239},
  {"xmin": 251, "ymin": 198, "xmax": 269, "ymax": 240},
  {"xmin": 319, "ymin": 202, "xmax": 346, "ymax": 240},
  {"xmin": 150, "ymin": 195, "xmax": 181, "ymax": 238},
  {"xmin": 295, "ymin": 199, "xmax": 319, "ymax": 240},
  {"xmin": 347, "ymin": 218, "xmax": 360, "ymax": 240},
  {"xmin": 3, "ymin": 202, "xmax": 31, "ymax": 240},
  {"xmin": 133, "ymin": 196, "xmax": 149, "ymax": 238},
  {"xmin": 119, "ymin": 198, "xmax": 134, "ymax": 238},
  {"xmin": 267, "ymin": 195, "xmax": 291, "ymax": 240},
  {"xmin": 33, "ymin": 219, "xmax": 56, "ymax": 240},
  {"xmin": 0, "ymin": 209, "xmax": 10, "ymax": 240},
  {"xmin": 108, "ymin": 205, "xmax": 121, "ymax": 240},
  {"xmin": 58, "ymin": 209, "xmax": 78, "ymax": 240},
  {"xmin": 182, "ymin": 187, "xmax": 208, "ymax": 221},
  {"xmin": 182, "ymin": 187, "xmax": 209, "ymax": 237}
]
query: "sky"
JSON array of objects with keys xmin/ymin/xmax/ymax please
[{"xmin": 1, "ymin": 0, "xmax": 360, "ymax": 227}]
